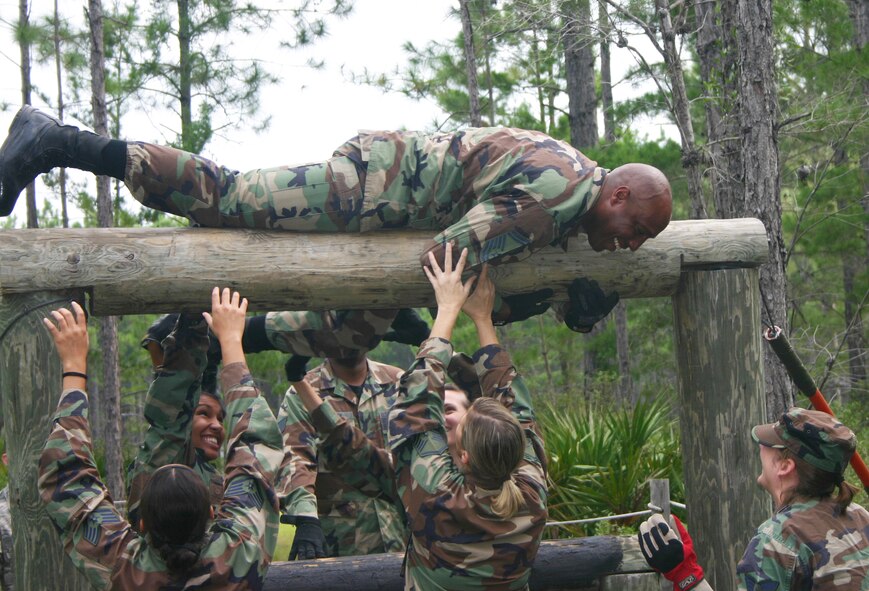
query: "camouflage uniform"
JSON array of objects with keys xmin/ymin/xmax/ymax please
[
  {"xmin": 277, "ymin": 358, "xmax": 408, "ymax": 556},
  {"xmin": 736, "ymin": 499, "xmax": 869, "ymax": 590},
  {"xmin": 0, "ymin": 487, "xmax": 13, "ymax": 590},
  {"xmin": 125, "ymin": 315, "xmax": 223, "ymax": 527},
  {"xmin": 737, "ymin": 407, "xmax": 869, "ymax": 590},
  {"xmin": 124, "ymin": 128, "xmax": 606, "ymax": 269},
  {"xmin": 262, "ymin": 308, "xmax": 396, "ymax": 358},
  {"xmin": 387, "ymin": 337, "xmax": 548, "ymax": 591},
  {"xmin": 38, "ymin": 361, "xmax": 284, "ymax": 590}
]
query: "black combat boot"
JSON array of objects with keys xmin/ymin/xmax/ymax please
[{"xmin": 0, "ymin": 106, "xmax": 126, "ymax": 216}]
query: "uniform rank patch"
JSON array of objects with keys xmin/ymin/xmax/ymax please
[
  {"xmin": 83, "ymin": 506, "xmax": 121, "ymax": 545},
  {"xmin": 225, "ymin": 478, "xmax": 264, "ymax": 510},
  {"xmin": 415, "ymin": 431, "xmax": 447, "ymax": 458}
]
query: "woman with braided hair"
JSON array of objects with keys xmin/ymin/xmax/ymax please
[{"xmin": 38, "ymin": 289, "xmax": 284, "ymax": 589}]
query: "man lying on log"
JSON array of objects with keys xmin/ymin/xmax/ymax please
[{"xmin": 0, "ymin": 106, "xmax": 670, "ymax": 330}]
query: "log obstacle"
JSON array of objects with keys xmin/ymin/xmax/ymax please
[
  {"xmin": 0, "ymin": 219, "xmax": 767, "ymax": 314},
  {"xmin": 0, "ymin": 217, "xmax": 771, "ymax": 588},
  {"xmin": 263, "ymin": 535, "xmax": 654, "ymax": 591}
]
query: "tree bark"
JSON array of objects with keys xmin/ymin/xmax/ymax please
[
  {"xmin": 599, "ymin": 0, "xmax": 615, "ymax": 143},
  {"xmin": 694, "ymin": 0, "xmax": 742, "ymax": 218},
  {"xmin": 653, "ymin": 0, "xmax": 707, "ymax": 219},
  {"xmin": 88, "ymin": 0, "xmax": 124, "ymax": 500},
  {"xmin": 735, "ymin": 0, "xmax": 793, "ymax": 418},
  {"xmin": 563, "ymin": 0, "xmax": 598, "ymax": 148},
  {"xmin": 18, "ymin": 0, "xmax": 38, "ymax": 229},
  {"xmin": 615, "ymin": 301, "xmax": 635, "ymax": 405},
  {"xmin": 53, "ymin": 0, "xmax": 69, "ymax": 228},
  {"xmin": 459, "ymin": 0, "xmax": 482, "ymax": 126}
]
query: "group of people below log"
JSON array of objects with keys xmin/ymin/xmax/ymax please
[{"xmin": 0, "ymin": 106, "xmax": 864, "ymax": 589}]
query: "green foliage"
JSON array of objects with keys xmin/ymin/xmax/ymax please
[{"xmin": 539, "ymin": 396, "xmax": 683, "ymax": 538}]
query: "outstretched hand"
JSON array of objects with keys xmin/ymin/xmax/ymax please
[
  {"xmin": 462, "ymin": 264, "xmax": 495, "ymax": 322},
  {"xmin": 424, "ymin": 244, "xmax": 475, "ymax": 341},
  {"xmin": 43, "ymin": 301, "xmax": 89, "ymax": 373},
  {"xmin": 203, "ymin": 287, "xmax": 248, "ymax": 365}
]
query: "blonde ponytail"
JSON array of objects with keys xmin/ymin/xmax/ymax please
[{"xmin": 460, "ymin": 398, "xmax": 526, "ymax": 519}]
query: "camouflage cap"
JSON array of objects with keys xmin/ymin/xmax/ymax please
[{"xmin": 751, "ymin": 407, "xmax": 856, "ymax": 475}]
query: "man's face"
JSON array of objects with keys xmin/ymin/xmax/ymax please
[
  {"xmin": 582, "ymin": 188, "xmax": 672, "ymax": 253},
  {"xmin": 444, "ymin": 388, "xmax": 470, "ymax": 453},
  {"xmin": 191, "ymin": 395, "xmax": 225, "ymax": 462}
]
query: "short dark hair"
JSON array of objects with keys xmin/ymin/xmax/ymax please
[{"xmin": 140, "ymin": 464, "xmax": 211, "ymax": 574}]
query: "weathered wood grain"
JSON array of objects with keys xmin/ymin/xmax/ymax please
[
  {"xmin": 672, "ymin": 268, "xmax": 771, "ymax": 590},
  {"xmin": 0, "ymin": 291, "xmax": 92, "ymax": 590},
  {"xmin": 0, "ymin": 218, "xmax": 767, "ymax": 315},
  {"xmin": 263, "ymin": 535, "xmax": 652, "ymax": 591}
]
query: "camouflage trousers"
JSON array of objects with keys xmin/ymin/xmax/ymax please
[
  {"xmin": 264, "ymin": 308, "xmax": 398, "ymax": 359},
  {"xmin": 125, "ymin": 138, "xmax": 397, "ymax": 232}
]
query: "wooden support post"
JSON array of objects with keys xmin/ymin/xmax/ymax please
[
  {"xmin": 0, "ymin": 291, "xmax": 92, "ymax": 590},
  {"xmin": 672, "ymin": 268, "xmax": 770, "ymax": 589},
  {"xmin": 263, "ymin": 535, "xmax": 651, "ymax": 591}
]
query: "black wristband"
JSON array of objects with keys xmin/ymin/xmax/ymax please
[{"xmin": 62, "ymin": 371, "xmax": 88, "ymax": 380}]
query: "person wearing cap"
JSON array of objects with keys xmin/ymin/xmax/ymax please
[
  {"xmin": 125, "ymin": 313, "xmax": 227, "ymax": 528},
  {"xmin": 638, "ymin": 407, "xmax": 869, "ymax": 590}
]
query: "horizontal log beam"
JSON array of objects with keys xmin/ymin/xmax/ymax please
[
  {"xmin": 0, "ymin": 218, "xmax": 767, "ymax": 315},
  {"xmin": 263, "ymin": 535, "xmax": 651, "ymax": 591}
]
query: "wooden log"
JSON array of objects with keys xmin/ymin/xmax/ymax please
[
  {"xmin": 0, "ymin": 291, "xmax": 92, "ymax": 590},
  {"xmin": 0, "ymin": 218, "xmax": 768, "ymax": 315},
  {"xmin": 672, "ymin": 268, "xmax": 771, "ymax": 589},
  {"xmin": 263, "ymin": 535, "xmax": 651, "ymax": 591}
]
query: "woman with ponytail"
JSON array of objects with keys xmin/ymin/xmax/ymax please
[
  {"xmin": 387, "ymin": 245, "xmax": 548, "ymax": 590},
  {"xmin": 39, "ymin": 288, "xmax": 284, "ymax": 590}
]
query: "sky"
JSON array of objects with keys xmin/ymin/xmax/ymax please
[{"xmin": 0, "ymin": 0, "xmax": 676, "ymax": 223}]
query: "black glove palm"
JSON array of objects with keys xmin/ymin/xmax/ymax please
[
  {"xmin": 494, "ymin": 289, "xmax": 554, "ymax": 325},
  {"xmin": 382, "ymin": 308, "xmax": 430, "ymax": 346},
  {"xmin": 639, "ymin": 517, "xmax": 684, "ymax": 572},
  {"xmin": 283, "ymin": 515, "xmax": 327, "ymax": 560},
  {"xmin": 564, "ymin": 278, "xmax": 619, "ymax": 333}
]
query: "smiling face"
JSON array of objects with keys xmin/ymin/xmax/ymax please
[
  {"xmin": 444, "ymin": 387, "xmax": 470, "ymax": 453},
  {"xmin": 581, "ymin": 164, "xmax": 672, "ymax": 252},
  {"xmin": 191, "ymin": 395, "xmax": 226, "ymax": 462}
]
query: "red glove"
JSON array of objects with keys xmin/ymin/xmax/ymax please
[{"xmin": 638, "ymin": 514, "xmax": 705, "ymax": 591}]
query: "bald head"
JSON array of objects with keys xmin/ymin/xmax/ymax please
[{"xmin": 581, "ymin": 163, "xmax": 673, "ymax": 252}]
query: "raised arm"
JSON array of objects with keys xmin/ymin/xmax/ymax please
[
  {"xmin": 39, "ymin": 302, "xmax": 135, "ymax": 589},
  {"xmin": 200, "ymin": 287, "xmax": 284, "ymax": 580}
]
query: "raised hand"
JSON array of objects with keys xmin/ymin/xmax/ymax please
[{"xmin": 43, "ymin": 301, "xmax": 89, "ymax": 376}]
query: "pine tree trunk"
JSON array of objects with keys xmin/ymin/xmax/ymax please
[
  {"xmin": 18, "ymin": 0, "xmax": 38, "ymax": 229},
  {"xmin": 695, "ymin": 0, "xmax": 741, "ymax": 218},
  {"xmin": 598, "ymin": 0, "xmax": 615, "ymax": 143},
  {"xmin": 654, "ymin": 0, "xmax": 707, "ymax": 219},
  {"xmin": 735, "ymin": 0, "xmax": 793, "ymax": 418},
  {"xmin": 459, "ymin": 0, "xmax": 482, "ymax": 126},
  {"xmin": 88, "ymin": 0, "xmax": 125, "ymax": 500},
  {"xmin": 563, "ymin": 0, "xmax": 598, "ymax": 148},
  {"xmin": 54, "ymin": 0, "xmax": 69, "ymax": 228}
]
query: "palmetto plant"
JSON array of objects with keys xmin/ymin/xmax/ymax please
[{"xmin": 540, "ymin": 397, "xmax": 683, "ymax": 537}]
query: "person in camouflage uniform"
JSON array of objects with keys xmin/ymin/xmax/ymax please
[
  {"xmin": 639, "ymin": 407, "xmax": 869, "ymax": 591},
  {"xmin": 0, "ymin": 107, "xmax": 669, "ymax": 330},
  {"xmin": 0, "ymin": 108, "xmax": 672, "ymax": 265},
  {"xmin": 125, "ymin": 313, "xmax": 226, "ymax": 529},
  {"xmin": 39, "ymin": 290, "xmax": 284, "ymax": 590},
  {"xmin": 386, "ymin": 246, "xmax": 548, "ymax": 590},
  {"xmin": 277, "ymin": 349, "xmax": 409, "ymax": 559}
]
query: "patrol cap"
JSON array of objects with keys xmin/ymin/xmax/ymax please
[{"xmin": 751, "ymin": 407, "xmax": 856, "ymax": 475}]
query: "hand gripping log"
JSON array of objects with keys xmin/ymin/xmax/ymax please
[{"xmin": 764, "ymin": 326, "xmax": 869, "ymax": 494}]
